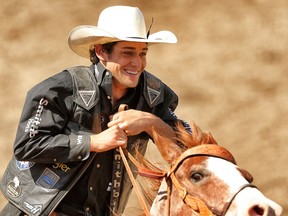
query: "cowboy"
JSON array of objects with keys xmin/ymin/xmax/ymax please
[{"xmin": 0, "ymin": 5, "xmax": 190, "ymax": 216}]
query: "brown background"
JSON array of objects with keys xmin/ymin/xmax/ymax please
[{"xmin": 0, "ymin": 0, "xmax": 287, "ymax": 214}]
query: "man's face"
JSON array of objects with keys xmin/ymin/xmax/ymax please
[{"xmin": 103, "ymin": 41, "xmax": 148, "ymax": 91}]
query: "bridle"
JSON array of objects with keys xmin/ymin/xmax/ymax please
[
  {"xmin": 165, "ymin": 144, "xmax": 257, "ymax": 216},
  {"xmin": 120, "ymin": 143, "xmax": 257, "ymax": 216},
  {"xmin": 116, "ymin": 105, "xmax": 256, "ymax": 216}
]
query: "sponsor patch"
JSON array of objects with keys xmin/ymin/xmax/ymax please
[
  {"xmin": 52, "ymin": 162, "xmax": 71, "ymax": 173},
  {"xmin": 7, "ymin": 176, "xmax": 21, "ymax": 198},
  {"xmin": 29, "ymin": 98, "xmax": 48, "ymax": 138},
  {"xmin": 23, "ymin": 201, "xmax": 42, "ymax": 215},
  {"xmin": 24, "ymin": 119, "xmax": 34, "ymax": 133},
  {"xmin": 76, "ymin": 135, "xmax": 83, "ymax": 145},
  {"xmin": 16, "ymin": 160, "xmax": 35, "ymax": 170},
  {"xmin": 36, "ymin": 168, "xmax": 60, "ymax": 189}
]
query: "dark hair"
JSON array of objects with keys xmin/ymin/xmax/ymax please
[{"xmin": 89, "ymin": 42, "xmax": 118, "ymax": 64}]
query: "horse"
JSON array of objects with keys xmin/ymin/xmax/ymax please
[{"xmin": 133, "ymin": 122, "xmax": 283, "ymax": 216}]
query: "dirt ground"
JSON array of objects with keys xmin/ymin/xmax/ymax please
[{"xmin": 0, "ymin": 0, "xmax": 287, "ymax": 214}]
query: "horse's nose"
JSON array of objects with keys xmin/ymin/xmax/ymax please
[{"xmin": 248, "ymin": 203, "xmax": 283, "ymax": 216}]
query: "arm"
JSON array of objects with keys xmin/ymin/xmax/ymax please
[
  {"xmin": 106, "ymin": 82, "xmax": 190, "ymax": 142},
  {"xmin": 107, "ymin": 109, "xmax": 176, "ymax": 141},
  {"xmin": 14, "ymin": 71, "xmax": 91, "ymax": 163}
]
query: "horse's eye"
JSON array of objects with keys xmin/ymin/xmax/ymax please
[{"xmin": 190, "ymin": 172, "xmax": 204, "ymax": 182}]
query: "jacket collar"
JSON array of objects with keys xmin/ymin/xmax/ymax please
[{"xmin": 94, "ymin": 63, "xmax": 113, "ymax": 99}]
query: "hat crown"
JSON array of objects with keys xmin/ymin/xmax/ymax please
[{"xmin": 98, "ymin": 6, "xmax": 147, "ymax": 39}]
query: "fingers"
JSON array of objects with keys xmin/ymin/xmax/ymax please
[
  {"xmin": 90, "ymin": 125, "xmax": 128, "ymax": 152},
  {"xmin": 108, "ymin": 114, "xmax": 120, "ymax": 127},
  {"xmin": 108, "ymin": 114, "xmax": 128, "ymax": 133},
  {"xmin": 114, "ymin": 126, "xmax": 127, "ymax": 149},
  {"xmin": 116, "ymin": 125, "xmax": 127, "ymax": 139}
]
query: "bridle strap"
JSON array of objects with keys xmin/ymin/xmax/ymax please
[
  {"xmin": 169, "ymin": 172, "xmax": 213, "ymax": 216},
  {"xmin": 170, "ymin": 173, "xmax": 257, "ymax": 216},
  {"xmin": 169, "ymin": 145, "xmax": 237, "ymax": 175},
  {"xmin": 220, "ymin": 183, "xmax": 258, "ymax": 216}
]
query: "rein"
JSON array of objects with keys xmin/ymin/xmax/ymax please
[{"xmin": 117, "ymin": 104, "xmax": 151, "ymax": 215}]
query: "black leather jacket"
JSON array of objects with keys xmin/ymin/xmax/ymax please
[{"xmin": 0, "ymin": 63, "xmax": 183, "ymax": 216}]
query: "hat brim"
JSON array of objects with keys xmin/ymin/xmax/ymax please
[{"xmin": 68, "ymin": 25, "xmax": 177, "ymax": 58}]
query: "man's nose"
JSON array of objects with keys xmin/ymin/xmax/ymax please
[{"xmin": 131, "ymin": 55, "xmax": 142, "ymax": 68}]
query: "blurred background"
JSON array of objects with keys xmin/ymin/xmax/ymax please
[{"xmin": 0, "ymin": 0, "xmax": 287, "ymax": 214}]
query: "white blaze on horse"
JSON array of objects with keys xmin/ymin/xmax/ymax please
[{"xmin": 134, "ymin": 123, "xmax": 283, "ymax": 216}]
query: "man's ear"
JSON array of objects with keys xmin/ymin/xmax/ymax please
[{"xmin": 95, "ymin": 44, "xmax": 107, "ymax": 61}]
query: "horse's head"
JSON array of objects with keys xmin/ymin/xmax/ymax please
[{"xmin": 149, "ymin": 122, "xmax": 282, "ymax": 216}]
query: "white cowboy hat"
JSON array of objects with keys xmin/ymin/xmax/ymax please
[{"xmin": 68, "ymin": 5, "xmax": 177, "ymax": 58}]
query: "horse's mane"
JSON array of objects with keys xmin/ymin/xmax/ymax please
[
  {"xmin": 175, "ymin": 121, "xmax": 217, "ymax": 148},
  {"xmin": 134, "ymin": 121, "xmax": 217, "ymax": 210}
]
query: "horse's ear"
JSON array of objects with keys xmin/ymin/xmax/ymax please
[{"xmin": 152, "ymin": 129, "xmax": 184, "ymax": 164}]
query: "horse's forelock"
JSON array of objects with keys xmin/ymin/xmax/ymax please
[{"xmin": 175, "ymin": 121, "xmax": 218, "ymax": 149}]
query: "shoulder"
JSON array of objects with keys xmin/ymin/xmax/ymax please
[
  {"xmin": 29, "ymin": 70, "xmax": 72, "ymax": 94},
  {"xmin": 29, "ymin": 65, "xmax": 94, "ymax": 91},
  {"xmin": 27, "ymin": 66, "xmax": 91, "ymax": 101}
]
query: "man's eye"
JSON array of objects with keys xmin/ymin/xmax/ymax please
[{"xmin": 123, "ymin": 52, "xmax": 134, "ymax": 56}]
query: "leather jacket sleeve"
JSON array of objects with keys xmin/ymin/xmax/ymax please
[{"xmin": 13, "ymin": 71, "xmax": 91, "ymax": 164}]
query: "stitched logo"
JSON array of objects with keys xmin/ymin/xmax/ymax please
[
  {"xmin": 79, "ymin": 90, "xmax": 95, "ymax": 107},
  {"xmin": 23, "ymin": 201, "xmax": 42, "ymax": 215},
  {"xmin": 29, "ymin": 98, "xmax": 48, "ymax": 138},
  {"xmin": 7, "ymin": 176, "xmax": 21, "ymax": 198},
  {"xmin": 147, "ymin": 87, "xmax": 160, "ymax": 105},
  {"xmin": 16, "ymin": 160, "xmax": 35, "ymax": 170},
  {"xmin": 36, "ymin": 168, "xmax": 60, "ymax": 189}
]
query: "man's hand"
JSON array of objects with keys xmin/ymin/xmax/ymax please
[
  {"xmin": 108, "ymin": 109, "xmax": 175, "ymax": 139},
  {"xmin": 90, "ymin": 125, "xmax": 127, "ymax": 152},
  {"xmin": 108, "ymin": 109, "xmax": 152, "ymax": 136}
]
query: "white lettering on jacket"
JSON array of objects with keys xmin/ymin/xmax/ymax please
[
  {"xmin": 23, "ymin": 201, "xmax": 42, "ymax": 214},
  {"xmin": 76, "ymin": 135, "xmax": 83, "ymax": 145},
  {"xmin": 29, "ymin": 98, "xmax": 48, "ymax": 138}
]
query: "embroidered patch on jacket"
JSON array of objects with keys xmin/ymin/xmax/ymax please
[
  {"xmin": 36, "ymin": 168, "xmax": 60, "ymax": 189},
  {"xmin": 79, "ymin": 90, "xmax": 95, "ymax": 107},
  {"xmin": 23, "ymin": 201, "xmax": 42, "ymax": 215},
  {"xmin": 16, "ymin": 160, "xmax": 35, "ymax": 170},
  {"xmin": 7, "ymin": 176, "xmax": 21, "ymax": 198},
  {"xmin": 147, "ymin": 87, "xmax": 160, "ymax": 105}
]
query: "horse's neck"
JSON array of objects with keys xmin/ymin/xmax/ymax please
[{"xmin": 150, "ymin": 179, "xmax": 198, "ymax": 216}]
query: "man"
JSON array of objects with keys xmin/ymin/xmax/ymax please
[{"xmin": 0, "ymin": 5, "xmax": 190, "ymax": 216}]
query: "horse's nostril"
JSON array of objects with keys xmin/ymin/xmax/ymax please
[
  {"xmin": 254, "ymin": 205, "xmax": 264, "ymax": 215},
  {"xmin": 249, "ymin": 205, "xmax": 265, "ymax": 215}
]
